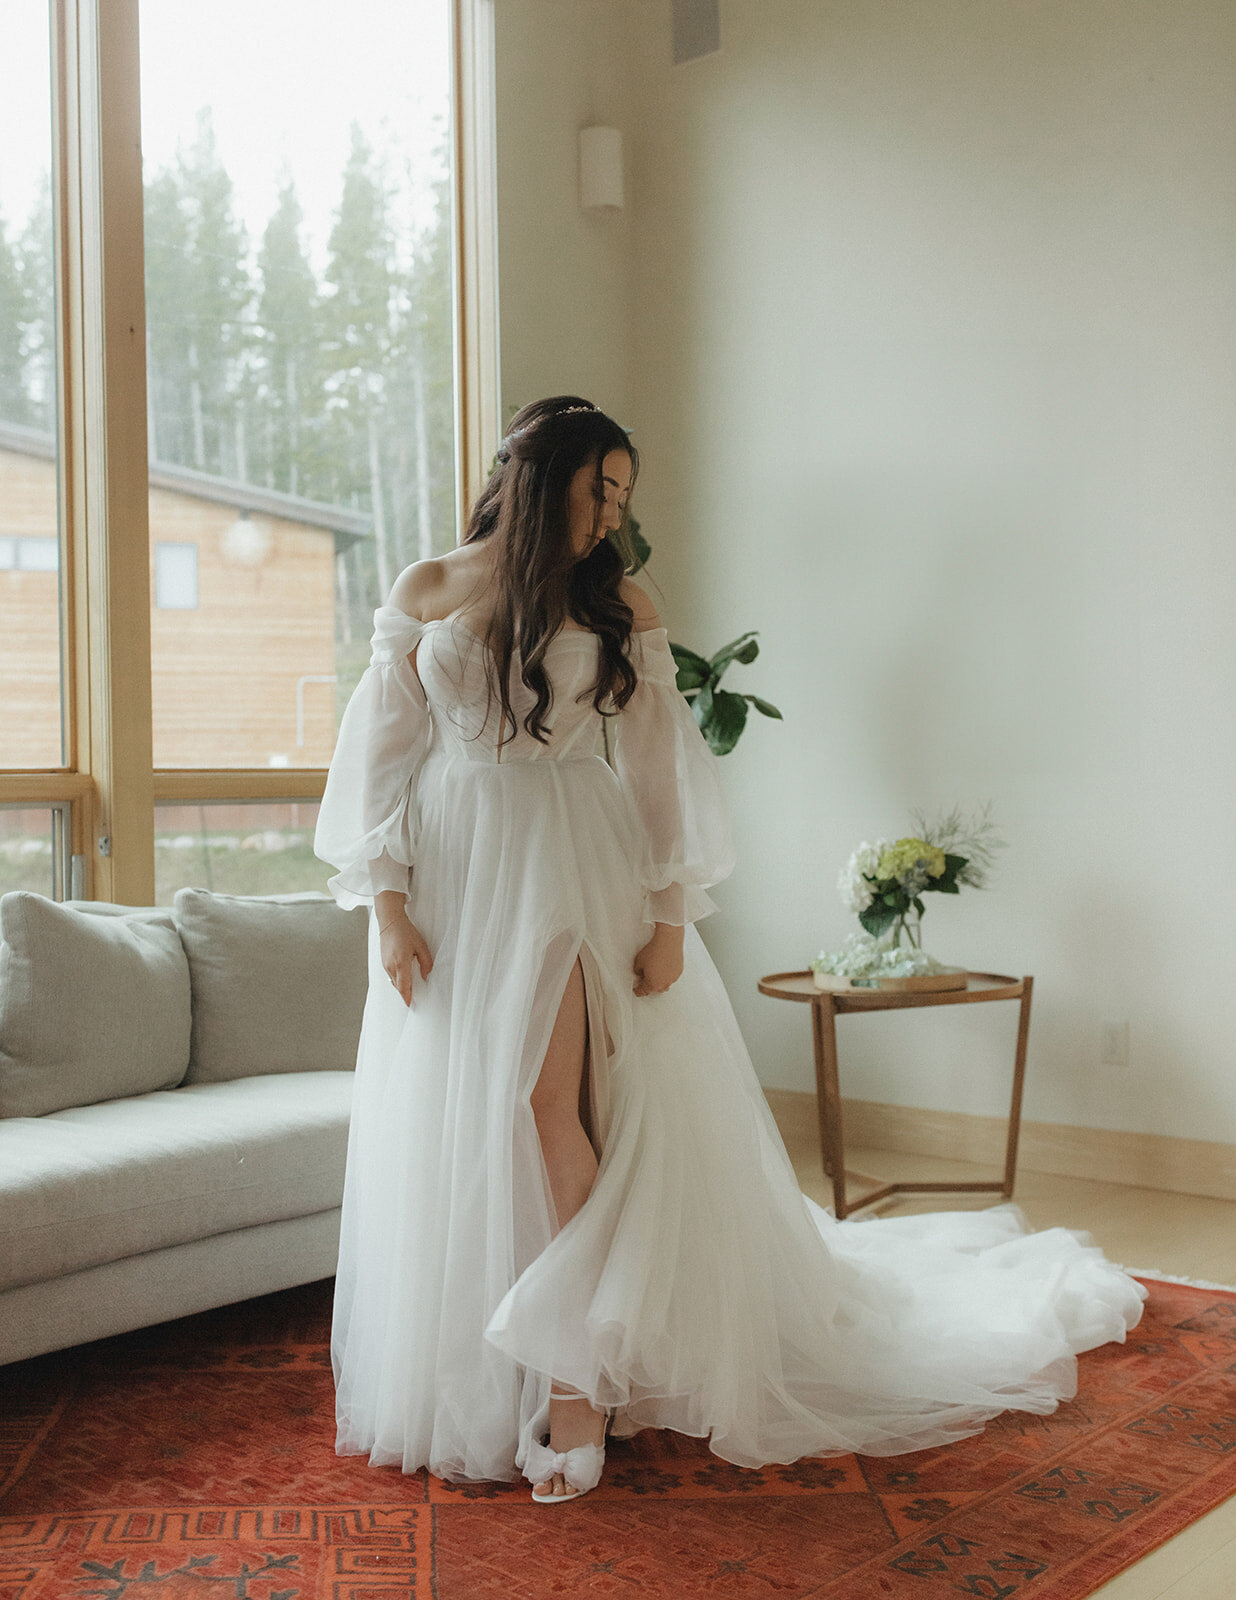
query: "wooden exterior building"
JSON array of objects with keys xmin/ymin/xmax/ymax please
[{"xmin": 0, "ymin": 422, "xmax": 371, "ymax": 771}]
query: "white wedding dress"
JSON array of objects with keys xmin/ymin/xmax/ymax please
[{"xmin": 314, "ymin": 605, "xmax": 1146, "ymax": 1484}]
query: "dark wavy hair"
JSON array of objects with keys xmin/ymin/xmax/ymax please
[{"xmin": 461, "ymin": 395, "xmax": 641, "ymax": 747}]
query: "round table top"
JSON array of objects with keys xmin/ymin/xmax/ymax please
[{"xmin": 757, "ymin": 970, "xmax": 1026, "ymax": 1009}]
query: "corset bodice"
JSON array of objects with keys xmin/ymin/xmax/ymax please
[{"xmin": 416, "ymin": 617, "xmax": 604, "ymax": 764}]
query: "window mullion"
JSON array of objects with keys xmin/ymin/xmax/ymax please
[
  {"xmin": 57, "ymin": 0, "xmax": 154, "ymax": 902},
  {"xmin": 452, "ymin": 0, "xmax": 501, "ymax": 528}
]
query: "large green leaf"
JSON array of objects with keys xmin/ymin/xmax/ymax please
[
  {"xmin": 930, "ymin": 853, "xmax": 967, "ymax": 894},
  {"xmin": 698, "ymin": 688, "xmax": 749, "ymax": 755},
  {"xmin": 709, "ymin": 631, "xmax": 760, "ymax": 681},
  {"xmin": 670, "ymin": 642, "xmax": 712, "ymax": 692},
  {"xmin": 613, "ymin": 516, "xmax": 651, "ymax": 574},
  {"xmin": 859, "ymin": 904, "xmax": 897, "ymax": 938}
]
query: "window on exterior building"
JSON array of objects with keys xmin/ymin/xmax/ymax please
[
  {"xmin": 141, "ymin": 0, "xmax": 458, "ymax": 771},
  {"xmin": 154, "ymin": 541, "xmax": 198, "ymax": 609},
  {"xmin": 0, "ymin": 10, "xmax": 66, "ymax": 771},
  {"xmin": 16, "ymin": 536, "xmax": 59, "ymax": 572}
]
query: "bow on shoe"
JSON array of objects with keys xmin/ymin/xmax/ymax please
[{"xmin": 524, "ymin": 1436, "xmax": 605, "ymax": 1497}]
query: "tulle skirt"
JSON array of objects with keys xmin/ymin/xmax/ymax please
[{"xmin": 331, "ymin": 748, "xmax": 1146, "ymax": 1482}]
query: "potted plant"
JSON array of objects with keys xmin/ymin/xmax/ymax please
[{"xmin": 622, "ymin": 519, "xmax": 782, "ymax": 756}]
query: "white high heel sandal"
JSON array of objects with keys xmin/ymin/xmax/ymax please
[{"xmin": 526, "ymin": 1391, "xmax": 611, "ymax": 1504}]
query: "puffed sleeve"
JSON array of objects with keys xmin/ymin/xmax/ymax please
[
  {"xmin": 611, "ymin": 626, "xmax": 737, "ymax": 926},
  {"xmin": 313, "ymin": 606, "xmax": 434, "ymax": 911}
]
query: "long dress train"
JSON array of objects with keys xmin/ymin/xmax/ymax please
[{"xmin": 314, "ymin": 606, "xmax": 1145, "ymax": 1483}]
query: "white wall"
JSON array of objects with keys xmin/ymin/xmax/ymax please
[
  {"xmin": 496, "ymin": 1, "xmax": 1236, "ymax": 1145},
  {"xmin": 493, "ymin": 0, "xmax": 637, "ymax": 430}
]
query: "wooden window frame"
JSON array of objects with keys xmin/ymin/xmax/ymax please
[{"xmin": 0, "ymin": 0, "xmax": 499, "ymax": 904}]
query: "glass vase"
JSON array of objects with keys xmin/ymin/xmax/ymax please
[{"xmin": 890, "ymin": 906, "xmax": 923, "ymax": 951}]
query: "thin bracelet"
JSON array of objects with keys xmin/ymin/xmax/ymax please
[{"xmin": 377, "ymin": 913, "xmax": 406, "ymax": 934}]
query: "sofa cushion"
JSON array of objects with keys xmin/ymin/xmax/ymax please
[
  {"xmin": 173, "ymin": 890, "xmax": 367, "ymax": 1084},
  {"xmin": 0, "ymin": 1070, "xmax": 353, "ymax": 1291},
  {"xmin": 0, "ymin": 893, "xmax": 191, "ymax": 1119},
  {"xmin": 61, "ymin": 900, "xmax": 167, "ymax": 918}
]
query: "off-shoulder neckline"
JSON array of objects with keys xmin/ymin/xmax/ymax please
[
  {"xmin": 428, "ymin": 615, "xmax": 598, "ymax": 649},
  {"xmin": 375, "ymin": 605, "xmax": 669, "ymax": 649}
]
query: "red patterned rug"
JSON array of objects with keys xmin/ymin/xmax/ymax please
[{"xmin": 1, "ymin": 1276, "xmax": 1233, "ymax": 1599}]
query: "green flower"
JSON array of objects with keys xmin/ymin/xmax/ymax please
[{"xmin": 877, "ymin": 837, "xmax": 947, "ymax": 882}]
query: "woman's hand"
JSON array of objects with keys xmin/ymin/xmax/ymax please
[
  {"xmin": 379, "ymin": 911, "xmax": 434, "ymax": 1007},
  {"xmin": 633, "ymin": 922, "xmax": 684, "ymax": 997}
]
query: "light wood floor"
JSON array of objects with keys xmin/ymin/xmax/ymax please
[{"xmin": 769, "ymin": 1109, "xmax": 1236, "ymax": 1600}]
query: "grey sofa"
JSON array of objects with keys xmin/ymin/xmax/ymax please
[{"xmin": 0, "ymin": 888, "xmax": 368, "ymax": 1366}]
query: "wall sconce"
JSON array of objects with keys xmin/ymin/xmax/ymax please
[{"xmin": 579, "ymin": 126, "xmax": 624, "ymax": 210}]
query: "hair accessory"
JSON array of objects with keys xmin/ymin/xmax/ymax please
[{"xmin": 497, "ymin": 403, "xmax": 601, "ymax": 461}]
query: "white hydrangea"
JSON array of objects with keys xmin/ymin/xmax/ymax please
[
  {"xmin": 837, "ymin": 840, "xmax": 886, "ymax": 914},
  {"xmin": 811, "ymin": 933, "xmax": 946, "ymax": 980}
]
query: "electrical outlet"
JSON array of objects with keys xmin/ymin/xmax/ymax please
[{"xmin": 1100, "ymin": 1021, "xmax": 1129, "ymax": 1066}]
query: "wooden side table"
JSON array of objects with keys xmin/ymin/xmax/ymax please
[{"xmin": 757, "ymin": 971, "xmax": 1033, "ymax": 1219}]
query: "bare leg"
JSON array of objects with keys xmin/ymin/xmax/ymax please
[
  {"xmin": 530, "ymin": 957, "xmax": 597, "ymax": 1226},
  {"xmin": 528, "ymin": 956, "xmax": 605, "ymax": 1498}
]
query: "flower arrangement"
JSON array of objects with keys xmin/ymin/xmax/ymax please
[{"xmin": 812, "ymin": 806, "xmax": 1003, "ymax": 984}]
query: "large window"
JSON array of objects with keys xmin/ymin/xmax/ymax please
[
  {"xmin": 140, "ymin": 0, "xmax": 458, "ymax": 771},
  {"xmin": 0, "ymin": 0, "xmax": 497, "ymax": 905},
  {"xmin": 0, "ymin": 7, "xmax": 64, "ymax": 772}
]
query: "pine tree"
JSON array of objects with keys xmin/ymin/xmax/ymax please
[
  {"xmin": 323, "ymin": 124, "xmax": 397, "ymax": 604},
  {"xmin": 177, "ymin": 110, "xmax": 254, "ymax": 477},
  {"xmin": 0, "ymin": 208, "xmax": 31, "ymax": 425},
  {"xmin": 410, "ymin": 136, "xmax": 457, "ymax": 559},
  {"xmin": 256, "ymin": 176, "xmax": 323, "ymax": 496},
  {"xmin": 388, "ymin": 130, "xmax": 456, "ymax": 566},
  {"xmin": 144, "ymin": 163, "xmax": 198, "ymax": 465},
  {"xmin": 18, "ymin": 177, "xmax": 55, "ymax": 433}
]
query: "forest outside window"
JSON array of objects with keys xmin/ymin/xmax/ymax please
[{"xmin": 140, "ymin": 0, "xmax": 458, "ymax": 774}]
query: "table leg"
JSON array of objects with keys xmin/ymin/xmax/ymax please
[
  {"xmin": 811, "ymin": 994, "xmax": 848, "ymax": 1218},
  {"xmin": 1003, "ymin": 976, "xmax": 1033, "ymax": 1199}
]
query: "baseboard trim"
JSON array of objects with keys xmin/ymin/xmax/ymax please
[{"xmin": 763, "ymin": 1089, "xmax": 1236, "ymax": 1204}]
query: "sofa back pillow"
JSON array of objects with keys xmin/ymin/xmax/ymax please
[
  {"xmin": 173, "ymin": 889, "xmax": 368, "ymax": 1083},
  {"xmin": 0, "ymin": 892, "xmax": 191, "ymax": 1118}
]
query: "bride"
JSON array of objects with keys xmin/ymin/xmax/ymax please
[{"xmin": 314, "ymin": 395, "xmax": 1145, "ymax": 1504}]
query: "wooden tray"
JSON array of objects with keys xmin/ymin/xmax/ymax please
[{"xmin": 811, "ymin": 966, "xmax": 969, "ymax": 994}]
